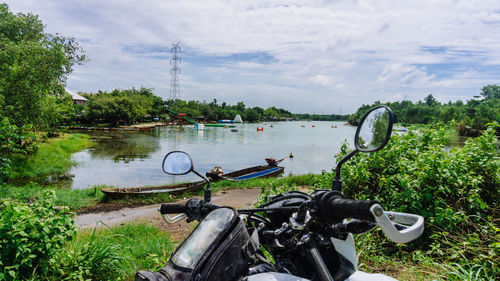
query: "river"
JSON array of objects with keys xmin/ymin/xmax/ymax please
[
  {"xmin": 67, "ymin": 121, "xmax": 356, "ymax": 189},
  {"xmin": 66, "ymin": 121, "xmax": 473, "ymax": 189}
]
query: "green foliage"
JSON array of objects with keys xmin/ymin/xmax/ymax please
[
  {"xmin": 0, "ymin": 3, "xmax": 85, "ymax": 130},
  {"xmin": 348, "ymin": 85, "xmax": 500, "ymax": 136},
  {"xmin": 439, "ymin": 263, "xmax": 496, "ymax": 281},
  {"xmin": 66, "ymin": 222, "xmax": 175, "ymax": 280},
  {"xmin": 0, "ymin": 117, "xmax": 37, "ymax": 183},
  {"xmin": 0, "ymin": 183, "xmax": 104, "ymax": 211},
  {"xmin": 324, "ymin": 124, "xmax": 499, "ymax": 277},
  {"xmin": 0, "ymin": 191, "xmax": 76, "ymax": 280},
  {"xmin": 9, "ymin": 133, "xmax": 92, "ymax": 183},
  {"xmin": 46, "ymin": 228, "xmax": 123, "ymax": 281},
  {"xmin": 83, "ymin": 87, "xmax": 161, "ymax": 125}
]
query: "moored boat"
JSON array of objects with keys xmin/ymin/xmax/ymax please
[
  {"xmin": 101, "ymin": 180, "xmax": 205, "ymax": 199},
  {"xmin": 206, "ymin": 165, "xmax": 284, "ymax": 182}
]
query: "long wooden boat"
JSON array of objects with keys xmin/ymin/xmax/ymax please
[
  {"xmin": 101, "ymin": 180, "xmax": 205, "ymax": 199},
  {"xmin": 204, "ymin": 123, "xmax": 236, "ymax": 128},
  {"xmin": 206, "ymin": 165, "xmax": 285, "ymax": 182}
]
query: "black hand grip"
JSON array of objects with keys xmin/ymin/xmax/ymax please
[
  {"xmin": 159, "ymin": 203, "xmax": 188, "ymax": 215},
  {"xmin": 319, "ymin": 192, "xmax": 378, "ymax": 223}
]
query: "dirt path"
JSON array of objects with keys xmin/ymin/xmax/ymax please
[{"xmin": 75, "ymin": 188, "xmax": 261, "ymax": 239}]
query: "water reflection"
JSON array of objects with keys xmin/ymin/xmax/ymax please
[{"xmin": 87, "ymin": 131, "xmax": 161, "ymax": 163}]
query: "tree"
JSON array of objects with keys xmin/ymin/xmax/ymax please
[
  {"xmin": 0, "ymin": 4, "xmax": 85, "ymax": 130},
  {"xmin": 480, "ymin": 85, "xmax": 500, "ymax": 99},
  {"xmin": 424, "ymin": 94, "xmax": 437, "ymax": 106}
]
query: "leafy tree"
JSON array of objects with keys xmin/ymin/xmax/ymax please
[
  {"xmin": 424, "ymin": 94, "xmax": 437, "ymax": 106},
  {"xmin": 0, "ymin": 4, "xmax": 85, "ymax": 130},
  {"xmin": 480, "ymin": 84, "xmax": 500, "ymax": 99}
]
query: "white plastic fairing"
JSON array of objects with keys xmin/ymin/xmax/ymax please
[
  {"xmin": 331, "ymin": 233, "xmax": 357, "ymax": 270},
  {"xmin": 346, "ymin": 271, "xmax": 398, "ymax": 281}
]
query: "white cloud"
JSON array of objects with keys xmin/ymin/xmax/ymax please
[
  {"xmin": 309, "ymin": 75, "xmax": 333, "ymax": 86},
  {"xmin": 3, "ymin": 0, "xmax": 500, "ymax": 113}
]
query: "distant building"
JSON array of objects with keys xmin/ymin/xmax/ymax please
[{"xmin": 66, "ymin": 89, "xmax": 88, "ymax": 106}]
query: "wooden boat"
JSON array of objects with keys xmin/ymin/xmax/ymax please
[
  {"xmin": 206, "ymin": 165, "xmax": 284, "ymax": 182},
  {"xmin": 101, "ymin": 180, "xmax": 205, "ymax": 199},
  {"xmin": 204, "ymin": 123, "xmax": 236, "ymax": 128}
]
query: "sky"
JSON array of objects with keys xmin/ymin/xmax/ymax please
[{"xmin": 4, "ymin": 0, "xmax": 500, "ymax": 114}]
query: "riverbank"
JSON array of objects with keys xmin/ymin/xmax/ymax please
[{"xmin": 8, "ymin": 133, "xmax": 92, "ymax": 184}]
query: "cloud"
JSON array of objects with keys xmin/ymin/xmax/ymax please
[
  {"xmin": 309, "ymin": 75, "xmax": 333, "ymax": 86},
  {"xmin": 4, "ymin": 0, "xmax": 500, "ymax": 113}
]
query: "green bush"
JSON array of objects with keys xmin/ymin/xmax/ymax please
[
  {"xmin": 0, "ymin": 117, "xmax": 37, "ymax": 183},
  {"xmin": 319, "ymin": 124, "xmax": 499, "ymax": 276},
  {"xmin": 0, "ymin": 191, "xmax": 75, "ymax": 280}
]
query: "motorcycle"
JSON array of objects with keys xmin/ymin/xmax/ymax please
[{"xmin": 135, "ymin": 105, "xmax": 424, "ymax": 281}]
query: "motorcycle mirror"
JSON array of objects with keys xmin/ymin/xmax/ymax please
[
  {"xmin": 332, "ymin": 105, "xmax": 393, "ymax": 192},
  {"xmin": 354, "ymin": 105, "xmax": 394, "ymax": 152},
  {"xmin": 162, "ymin": 151, "xmax": 212, "ymax": 203},
  {"xmin": 162, "ymin": 151, "xmax": 194, "ymax": 175}
]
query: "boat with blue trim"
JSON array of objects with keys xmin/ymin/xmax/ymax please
[{"xmin": 206, "ymin": 165, "xmax": 285, "ymax": 182}]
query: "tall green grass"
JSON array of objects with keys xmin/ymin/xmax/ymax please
[
  {"xmin": 10, "ymin": 133, "xmax": 92, "ymax": 183},
  {"xmin": 64, "ymin": 222, "xmax": 176, "ymax": 280},
  {"xmin": 0, "ymin": 183, "xmax": 104, "ymax": 210}
]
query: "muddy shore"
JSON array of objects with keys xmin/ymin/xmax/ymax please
[{"xmin": 75, "ymin": 188, "xmax": 262, "ymax": 238}]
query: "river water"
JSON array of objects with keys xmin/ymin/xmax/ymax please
[
  {"xmin": 67, "ymin": 122, "xmax": 475, "ymax": 189},
  {"xmin": 68, "ymin": 121, "xmax": 356, "ymax": 189}
]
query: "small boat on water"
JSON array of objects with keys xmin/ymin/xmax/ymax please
[
  {"xmin": 206, "ymin": 165, "xmax": 285, "ymax": 182},
  {"xmin": 204, "ymin": 123, "xmax": 236, "ymax": 128},
  {"xmin": 101, "ymin": 180, "xmax": 205, "ymax": 199}
]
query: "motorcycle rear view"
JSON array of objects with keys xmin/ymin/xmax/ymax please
[{"xmin": 135, "ymin": 106, "xmax": 424, "ymax": 281}]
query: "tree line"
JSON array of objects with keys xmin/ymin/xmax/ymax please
[
  {"xmin": 78, "ymin": 91, "xmax": 349, "ymax": 125},
  {"xmin": 348, "ymin": 85, "xmax": 500, "ymax": 136}
]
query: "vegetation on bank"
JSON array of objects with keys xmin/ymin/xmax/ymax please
[
  {"xmin": 0, "ymin": 191, "xmax": 175, "ymax": 280},
  {"xmin": 9, "ymin": 133, "xmax": 92, "ymax": 184},
  {"xmin": 317, "ymin": 124, "xmax": 498, "ymax": 279},
  {"xmin": 349, "ymin": 85, "xmax": 500, "ymax": 136},
  {"xmin": 77, "ymin": 89, "xmax": 349, "ymax": 126}
]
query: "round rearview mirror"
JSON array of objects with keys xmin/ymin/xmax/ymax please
[
  {"xmin": 162, "ymin": 151, "xmax": 193, "ymax": 175},
  {"xmin": 355, "ymin": 105, "xmax": 394, "ymax": 152}
]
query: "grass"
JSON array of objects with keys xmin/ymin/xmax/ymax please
[
  {"xmin": 9, "ymin": 133, "xmax": 92, "ymax": 183},
  {"xmin": 66, "ymin": 222, "xmax": 176, "ymax": 280},
  {"xmin": 211, "ymin": 173, "xmax": 319, "ymax": 190},
  {"xmin": 0, "ymin": 183, "xmax": 104, "ymax": 210}
]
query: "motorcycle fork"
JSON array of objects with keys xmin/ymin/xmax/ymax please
[{"xmin": 301, "ymin": 235, "xmax": 334, "ymax": 281}]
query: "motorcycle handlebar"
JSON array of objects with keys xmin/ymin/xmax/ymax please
[
  {"xmin": 319, "ymin": 192, "xmax": 378, "ymax": 223},
  {"xmin": 318, "ymin": 191, "xmax": 424, "ymax": 243},
  {"xmin": 159, "ymin": 203, "xmax": 189, "ymax": 215}
]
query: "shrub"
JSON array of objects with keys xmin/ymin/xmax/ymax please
[
  {"xmin": 0, "ymin": 191, "xmax": 75, "ymax": 280},
  {"xmin": 0, "ymin": 117, "xmax": 37, "ymax": 183},
  {"xmin": 319, "ymin": 124, "xmax": 499, "ymax": 276}
]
